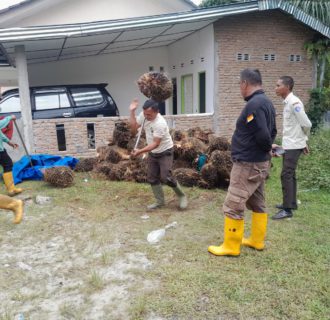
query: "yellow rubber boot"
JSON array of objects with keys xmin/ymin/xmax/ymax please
[
  {"xmin": 242, "ymin": 212, "xmax": 267, "ymax": 250},
  {"xmin": 3, "ymin": 172, "xmax": 23, "ymax": 196},
  {"xmin": 208, "ymin": 216, "xmax": 244, "ymax": 256},
  {"xmin": 0, "ymin": 194, "xmax": 24, "ymax": 224}
]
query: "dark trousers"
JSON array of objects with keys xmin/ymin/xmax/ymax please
[
  {"xmin": 281, "ymin": 149, "xmax": 303, "ymax": 209},
  {"xmin": 147, "ymin": 148, "xmax": 177, "ymax": 187},
  {"xmin": 0, "ymin": 149, "xmax": 13, "ymax": 172}
]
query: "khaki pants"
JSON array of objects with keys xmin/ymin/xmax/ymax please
[{"xmin": 223, "ymin": 161, "xmax": 270, "ymax": 220}]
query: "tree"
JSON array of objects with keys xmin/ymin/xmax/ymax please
[
  {"xmin": 289, "ymin": 0, "xmax": 330, "ymax": 27},
  {"xmin": 200, "ymin": 0, "xmax": 330, "ymax": 27},
  {"xmin": 304, "ymin": 36, "xmax": 330, "ymax": 88}
]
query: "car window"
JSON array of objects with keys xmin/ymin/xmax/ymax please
[
  {"xmin": 71, "ymin": 88, "xmax": 103, "ymax": 106},
  {"xmin": 0, "ymin": 94, "xmax": 21, "ymax": 113},
  {"xmin": 35, "ymin": 92, "xmax": 70, "ymax": 110}
]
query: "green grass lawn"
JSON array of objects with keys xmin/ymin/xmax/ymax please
[{"xmin": 0, "ymin": 158, "xmax": 329, "ymax": 320}]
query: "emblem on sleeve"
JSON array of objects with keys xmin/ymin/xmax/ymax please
[
  {"xmin": 294, "ymin": 106, "xmax": 301, "ymax": 112},
  {"xmin": 246, "ymin": 114, "xmax": 254, "ymax": 123}
]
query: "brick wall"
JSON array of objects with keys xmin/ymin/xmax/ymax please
[
  {"xmin": 32, "ymin": 114, "xmax": 214, "ymax": 157},
  {"xmin": 214, "ymin": 11, "xmax": 315, "ymax": 137}
]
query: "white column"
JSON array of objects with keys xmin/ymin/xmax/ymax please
[{"xmin": 15, "ymin": 45, "xmax": 34, "ymax": 153}]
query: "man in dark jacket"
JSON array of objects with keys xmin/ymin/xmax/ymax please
[{"xmin": 208, "ymin": 68, "xmax": 277, "ymax": 257}]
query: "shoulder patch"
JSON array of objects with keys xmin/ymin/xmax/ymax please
[
  {"xmin": 246, "ymin": 114, "xmax": 254, "ymax": 123},
  {"xmin": 294, "ymin": 105, "xmax": 302, "ymax": 112}
]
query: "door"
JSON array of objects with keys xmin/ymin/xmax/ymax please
[{"xmin": 181, "ymin": 74, "xmax": 193, "ymax": 114}]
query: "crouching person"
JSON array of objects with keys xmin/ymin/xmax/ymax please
[
  {"xmin": 129, "ymin": 99, "xmax": 187, "ymax": 210},
  {"xmin": 208, "ymin": 68, "xmax": 277, "ymax": 256},
  {"xmin": 0, "ymin": 193, "xmax": 24, "ymax": 224}
]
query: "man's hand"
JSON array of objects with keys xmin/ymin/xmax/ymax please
[
  {"xmin": 303, "ymin": 145, "xmax": 309, "ymax": 155},
  {"xmin": 8, "ymin": 141, "xmax": 18, "ymax": 149},
  {"xmin": 129, "ymin": 99, "xmax": 139, "ymax": 113},
  {"xmin": 131, "ymin": 148, "xmax": 141, "ymax": 158},
  {"xmin": 11, "ymin": 115, "xmax": 16, "ymax": 121}
]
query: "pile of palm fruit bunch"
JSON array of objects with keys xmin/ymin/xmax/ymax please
[
  {"xmin": 171, "ymin": 129, "xmax": 232, "ymax": 189},
  {"xmin": 43, "ymin": 166, "xmax": 75, "ymax": 188},
  {"xmin": 74, "ymin": 121, "xmax": 232, "ymax": 189}
]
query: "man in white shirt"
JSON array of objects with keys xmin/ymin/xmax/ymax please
[
  {"xmin": 129, "ymin": 99, "xmax": 188, "ymax": 210},
  {"xmin": 272, "ymin": 76, "xmax": 312, "ymax": 220}
]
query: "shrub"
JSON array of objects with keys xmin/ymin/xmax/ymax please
[
  {"xmin": 306, "ymin": 88, "xmax": 330, "ymax": 131},
  {"xmin": 298, "ymin": 128, "xmax": 330, "ymax": 190}
]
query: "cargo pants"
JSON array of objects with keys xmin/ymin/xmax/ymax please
[{"xmin": 223, "ymin": 160, "xmax": 270, "ymax": 220}]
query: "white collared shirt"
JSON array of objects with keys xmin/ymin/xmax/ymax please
[
  {"xmin": 137, "ymin": 112, "xmax": 173, "ymax": 153},
  {"xmin": 282, "ymin": 92, "xmax": 312, "ymax": 150}
]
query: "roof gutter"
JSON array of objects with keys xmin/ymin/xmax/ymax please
[
  {"xmin": 0, "ymin": 0, "xmax": 328, "ymax": 41},
  {"xmin": 0, "ymin": 2, "xmax": 260, "ymax": 41}
]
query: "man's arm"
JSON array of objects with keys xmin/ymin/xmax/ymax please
[
  {"xmin": 247, "ymin": 109, "xmax": 272, "ymax": 152},
  {"xmin": 292, "ymin": 102, "xmax": 312, "ymax": 135},
  {"xmin": 129, "ymin": 99, "xmax": 141, "ymax": 135}
]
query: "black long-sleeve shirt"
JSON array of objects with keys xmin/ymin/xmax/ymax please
[{"xmin": 231, "ymin": 89, "xmax": 277, "ymax": 162}]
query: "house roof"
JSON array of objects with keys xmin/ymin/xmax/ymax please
[{"xmin": 0, "ymin": 0, "xmax": 328, "ymax": 66}]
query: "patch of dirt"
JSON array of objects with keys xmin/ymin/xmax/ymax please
[{"xmin": 0, "ymin": 197, "xmax": 156, "ymax": 320}]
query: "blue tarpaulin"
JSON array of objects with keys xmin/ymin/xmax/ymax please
[{"xmin": 13, "ymin": 154, "xmax": 79, "ymax": 184}]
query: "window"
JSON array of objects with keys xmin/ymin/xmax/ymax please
[
  {"xmin": 71, "ymin": 88, "xmax": 103, "ymax": 107},
  {"xmin": 237, "ymin": 53, "xmax": 250, "ymax": 61},
  {"xmin": 35, "ymin": 91, "xmax": 70, "ymax": 110},
  {"xmin": 56, "ymin": 124, "xmax": 66, "ymax": 151},
  {"xmin": 87, "ymin": 123, "xmax": 95, "ymax": 149},
  {"xmin": 0, "ymin": 94, "xmax": 21, "ymax": 113},
  {"xmin": 199, "ymin": 72, "xmax": 206, "ymax": 113},
  {"xmin": 172, "ymin": 78, "xmax": 177, "ymax": 115},
  {"xmin": 264, "ymin": 54, "xmax": 276, "ymax": 61},
  {"xmin": 289, "ymin": 55, "xmax": 302, "ymax": 62}
]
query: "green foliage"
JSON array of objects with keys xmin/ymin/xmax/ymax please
[
  {"xmin": 200, "ymin": 0, "xmax": 251, "ymax": 7},
  {"xmin": 306, "ymin": 87, "xmax": 330, "ymax": 130},
  {"xmin": 289, "ymin": 0, "xmax": 330, "ymax": 27},
  {"xmin": 299, "ymin": 128, "xmax": 330, "ymax": 190}
]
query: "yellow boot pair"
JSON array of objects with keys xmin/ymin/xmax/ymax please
[
  {"xmin": 242, "ymin": 212, "xmax": 268, "ymax": 250},
  {"xmin": 3, "ymin": 172, "xmax": 23, "ymax": 196},
  {"xmin": 208, "ymin": 212, "xmax": 267, "ymax": 256},
  {"xmin": 0, "ymin": 194, "xmax": 24, "ymax": 224}
]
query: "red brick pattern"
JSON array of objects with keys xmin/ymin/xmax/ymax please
[{"xmin": 214, "ymin": 11, "xmax": 315, "ymax": 137}]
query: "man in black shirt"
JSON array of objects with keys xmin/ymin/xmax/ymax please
[{"xmin": 208, "ymin": 68, "xmax": 277, "ymax": 257}]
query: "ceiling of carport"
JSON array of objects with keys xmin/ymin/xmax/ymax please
[{"xmin": 0, "ymin": 19, "xmax": 214, "ymax": 66}]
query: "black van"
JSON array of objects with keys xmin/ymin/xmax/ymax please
[{"xmin": 0, "ymin": 83, "xmax": 119, "ymax": 119}]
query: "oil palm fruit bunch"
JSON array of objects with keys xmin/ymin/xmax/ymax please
[
  {"xmin": 43, "ymin": 166, "xmax": 75, "ymax": 187},
  {"xmin": 137, "ymin": 72, "xmax": 173, "ymax": 102}
]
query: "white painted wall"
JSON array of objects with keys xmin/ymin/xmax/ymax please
[
  {"xmin": 1, "ymin": 0, "xmax": 195, "ymax": 27},
  {"xmin": 26, "ymin": 25, "xmax": 215, "ymax": 117},
  {"xmin": 168, "ymin": 24, "xmax": 214, "ymax": 114},
  {"xmin": 28, "ymin": 47, "xmax": 170, "ymax": 116}
]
